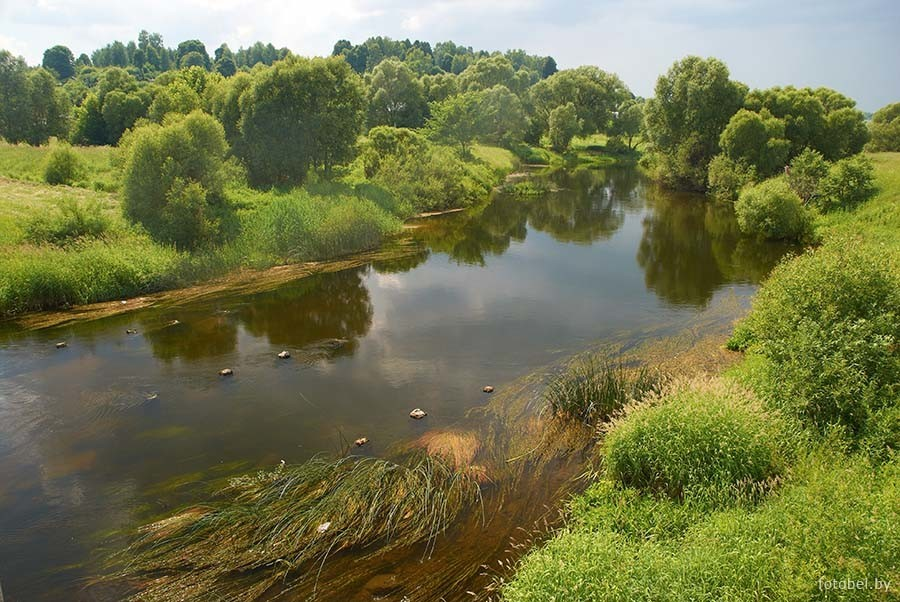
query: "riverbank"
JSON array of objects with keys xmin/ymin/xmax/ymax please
[
  {"xmin": 502, "ymin": 153, "xmax": 900, "ymax": 601},
  {"xmin": 0, "ymin": 141, "xmax": 518, "ymax": 317}
]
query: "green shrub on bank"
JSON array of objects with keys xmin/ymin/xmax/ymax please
[
  {"xmin": 504, "ymin": 453, "xmax": 899, "ymax": 602},
  {"xmin": 735, "ymin": 178, "xmax": 810, "ymax": 240},
  {"xmin": 707, "ymin": 154, "xmax": 756, "ymax": 201},
  {"xmin": 24, "ymin": 197, "xmax": 111, "ymax": 245},
  {"xmin": 43, "ymin": 144, "xmax": 84, "ymax": 185},
  {"xmin": 604, "ymin": 377, "xmax": 786, "ymax": 503},
  {"xmin": 815, "ymin": 154, "xmax": 877, "ymax": 212},
  {"xmin": 786, "ymin": 147, "xmax": 829, "ymax": 203},
  {"xmin": 733, "ymin": 245, "xmax": 900, "ymax": 439}
]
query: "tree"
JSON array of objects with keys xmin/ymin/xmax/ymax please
[
  {"xmin": 367, "ymin": 58, "xmax": 427, "ymax": 128},
  {"xmin": 644, "ymin": 56, "xmax": 746, "ymax": 190},
  {"xmin": 458, "ymin": 55, "xmax": 515, "ymax": 92},
  {"xmin": 215, "ymin": 56, "xmax": 237, "ymax": 77},
  {"xmin": 176, "ymin": 40, "xmax": 210, "ymax": 70},
  {"xmin": 426, "ymin": 92, "xmax": 483, "ymax": 152},
  {"xmin": 718, "ymin": 109, "xmax": 790, "ymax": 177},
  {"xmin": 24, "ymin": 68, "xmax": 70, "ymax": 144},
  {"xmin": 478, "ymin": 85, "xmax": 525, "ymax": 145},
  {"xmin": 42, "ymin": 45, "xmax": 75, "ymax": 80},
  {"xmin": 548, "ymin": 102, "xmax": 580, "ymax": 151},
  {"xmin": 0, "ymin": 51, "xmax": 31, "ymax": 143},
  {"xmin": 735, "ymin": 178, "xmax": 809, "ymax": 240},
  {"xmin": 823, "ymin": 107, "xmax": 869, "ymax": 160},
  {"xmin": 238, "ymin": 55, "xmax": 366, "ymax": 186},
  {"xmin": 609, "ymin": 98, "xmax": 643, "ymax": 149},
  {"xmin": 541, "ymin": 56, "xmax": 558, "ymax": 79},
  {"xmin": 786, "ymin": 148, "xmax": 829, "ymax": 204},
  {"xmin": 148, "ymin": 80, "xmax": 202, "ymax": 122},
  {"xmin": 122, "ymin": 111, "xmax": 228, "ymax": 248},
  {"xmin": 867, "ymin": 102, "xmax": 900, "ymax": 152}
]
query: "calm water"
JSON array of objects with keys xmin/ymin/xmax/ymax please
[{"xmin": 0, "ymin": 166, "xmax": 790, "ymax": 601}]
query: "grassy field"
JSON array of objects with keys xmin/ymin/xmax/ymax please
[
  {"xmin": 503, "ymin": 153, "xmax": 900, "ymax": 601},
  {"xmin": 0, "ymin": 141, "xmax": 517, "ymax": 316},
  {"xmin": 0, "ymin": 141, "xmax": 120, "ymax": 191}
]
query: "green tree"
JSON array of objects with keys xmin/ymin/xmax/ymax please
[
  {"xmin": 786, "ymin": 148, "xmax": 829, "ymax": 204},
  {"xmin": 42, "ymin": 45, "xmax": 75, "ymax": 80},
  {"xmin": 176, "ymin": 40, "xmax": 210, "ymax": 70},
  {"xmin": 367, "ymin": 58, "xmax": 426, "ymax": 128},
  {"xmin": 122, "ymin": 111, "xmax": 228, "ymax": 248},
  {"xmin": 867, "ymin": 102, "xmax": 900, "ymax": 152},
  {"xmin": 609, "ymin": 98, "xmax": 643, "ymax": 149},
  {"xmin": 815, "ymin": 154, "xmax": 877, "ymax": 212},
  {"xmin": 548, "ymin": 102, "xmax": 580, "ymax": 152},
  {"xmin": 24, "ymin": 68, "xmax": 70, "ymax": 144},
  {"xmin": 0, "ymin": 51, "xmax": 32, "ymax": 143},
  {"xmin": 478, "ymin": 85, "xmax": 525, "ymax": 145},
  {"xmin": 422, "ymin": 72, "xmax": 458, "ymax": 104},
  {"xmin": 735, "ymin": 178, "xmax": 809, "ymax": 240},
  {"xmin": 426, "ymin": 92, "xmax": 483, "ymax": 152},
  {"xmin": 718, "ymin": 109, "xmax": 790, "ymax": 177},
  {"xmin": 148, "ymin": 80, "xmax": 202, "ymax": 122},
  {"xmin": 644, "ymin": 56, "xmax": 746, "ymax": 190},
  {"xmin": 238, "ymin": 56, "xmax": 366, "ymax": 185},
  {"xmin": 458, "ymin": 55, "xmax": 515, "ymax": 92}
]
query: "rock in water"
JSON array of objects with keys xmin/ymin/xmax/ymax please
[
  {"xmin": 126, "ymin": 329, "xmax": 137, "ymax": 335},
  {"xmin": 277, "ymin": 350, "xmax": 291, "ymax": 359},
  {"xmin": 354, "ymin": 437, "xmax": 369, "ymax": 447},
  {"xmin": 55, "ymin": 341, "xmax": 67, "ymax": 349},
  {"xmin": 409, "ymin": 408, "xmax": 427, "ymax": 420},
  {"xmin": 316, "ymin": 521, "xmax": 331, "ymax": 534},
  {"xmin": 482, "ymin": 385, "xmax": 494, "ymax": 393},
  {"xmin": 219, "ymin": 368, "xmax": 234, "ymax": 377}
]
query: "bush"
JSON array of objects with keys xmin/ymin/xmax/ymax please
[
  {"xmin": 122, "ymin": 111, "xmax": 229, "ymax": 249},
  {"xmin": 735, "ymin": 178, "xmax": 810, "ymax": 240},
  {"xmin": 707, "ymin": 154, "xmax": 756, "ymax": 201},
  {"xmin": 736, "ymin": 245, "xmax": 900, "ymax": 438},
  {"xmin": 604, "ymin": 377, "xmax": 785, "ymax": 502},
  {"xmin": 866, "ymin": 102, "xmax": 900, "ymax": 152},
  {"xmin": 24, "ymin": 197, "xmax": 111, "ymax": 245},
  {"xmin": 814, "ymin": 154, "xmax": 877, "ymax": 212},
  {"xmin": 544, "ymin": 359, "xmax": 663, "ymax": 425},
  {"xmin": 548, "ymin": 102, "xmax": 580, "ymax": 152},
  {"xmin": 43, "ymin": 145, "xmax": 84, "ymax": 185},
  {"xmin": 786, "ymin": 147, "xmax": 829, "ymax": 203}
]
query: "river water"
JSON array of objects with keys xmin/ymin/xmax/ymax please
[{"xmin": 0, "ymin": 165, "xmax": 791, "ymax": 600}]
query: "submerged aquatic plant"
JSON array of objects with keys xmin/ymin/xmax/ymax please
[
  {"xmin": 543, "ymin": 359, "xmax": 664, "ymax": 425},
  {"xmin": 107, "ymin": 453, "xmax": 483, "ymax": 601}
]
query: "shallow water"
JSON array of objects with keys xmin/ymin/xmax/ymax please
[{"xmin": 0, "ymin": 166, "xmax": 791, "ymax": 600}]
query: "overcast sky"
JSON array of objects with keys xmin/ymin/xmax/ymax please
[{"xmin": 1, "ymin": 0, "xmax": 897, "ymax": 111}]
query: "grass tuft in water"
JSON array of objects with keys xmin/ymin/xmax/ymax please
[
  {"xmin": 107, "ymin": 453, "xmax": 483, "ymax": 602},
  {"xmin": 543, "ymin": 358, "xmax": 664, "ymax": 425}
]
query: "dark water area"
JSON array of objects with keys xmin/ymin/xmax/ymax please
[{"xmin": 0, "ymin": 165, "xmax": 792, "ymax": 601}]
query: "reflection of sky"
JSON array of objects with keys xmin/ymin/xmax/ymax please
[{"xmin": 0, "ymin": 169, "xmax": 781, "ymax": 600}]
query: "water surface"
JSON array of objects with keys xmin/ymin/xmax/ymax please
[{"xmin": 0, "ymin": 166, "xmax": 790, "ymax": 600}]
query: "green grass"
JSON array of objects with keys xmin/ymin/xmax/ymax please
[
  {"xmin": 0, "ymin": 141, "xmax": 119, "ymax": 191},
  {"xmin": 471, "ymin": 143, "xmax": 519, "ymax": 174}
]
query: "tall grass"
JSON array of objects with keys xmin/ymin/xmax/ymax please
[
  {"xmin": 543, "ymin": 358, "xmax": 664, "ymax": 425},
  {"xmin": 108, "ymin": 454, "xmax": 483, "ymax": 602},
  {"xmin": 0, "ymin": 141, "xmax": 119, "ymax": 191}
]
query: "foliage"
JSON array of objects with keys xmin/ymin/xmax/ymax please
[
  {"xmin": 548, "ymin": 102, "xmax": 581, "ymax": 152},
  {"xmin": 644, "ymin": 56, "xmax": 746, "ymax": 190},
  {"xmin": 604, "ymin": 377, "xmax": 786, "ymax": 503},
  {"xmin": 0, "ymin": 53, "xmax": 70, "ymax": 145},
  {"xmin": 815, "ymin": 153, "xmax": 877, "ymax": 212},
  {"xmin": 543, "ymin": 358, "xmax": 663, "ymax": 425},
  {"xmin": 42, "ymin": 44, "xmax": 75, "ymax": 80},
  {"xmin": 706, "ymin": 154, "xmax": 756, "ymax": 201},
  {"xmin": 147, "ymin": 79, "xmax": 202, "ymax": 122},
  {"xmin": 238, "ymin": 56, "xmax": 366, "ymax": 186},
  {"xmin": 42, "ymin": 144, "xmax": 84, "ymax": 185},
  {"xmin": 717, "ymin": 108, "xmax": 790, "ymax": 177},
  {"xmin": 734, "ymin": 178, "xmax": 809, "ymax": 240},
  {"xmin": 867, "ymin": 102, "xmax": 900, "ymax": 152},
  {"xmin": 121, "ymin": 111, "xmax": 229, "ymax": 249},
  {"xmin": 608, "ymin": 98, "xmax": 643, "ymax": 149},
  {"xmin": 785, "ymin": 147, "xmax": 828, "ymax": 203},
  {"xmin": 735, "ymin": 244, "xmax": 900, "ymax": 438},
  {"xmin": 426, "ymin": 92, "xmax": 484, "ymax": 152},
  {"xmin": 366, "ymin": 58, "xmax": 427, "ymax": 128}
]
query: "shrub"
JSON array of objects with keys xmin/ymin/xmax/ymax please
[
  {"xmin": 24, "ymin": 197, "xmax": 111, "ymax": 245},
  {"xmin": 122, "ymin": 111, "xmax": 229, "ymax": 249},
  {"xmin": 548, "ymin": 102, "xmax": 580, "ymax": 152},
  {"xmin": 786, "ymin": 147, "xmax": 829, "ymax": 203},
  {"xmin": 736, "ymin": 245, "xmax": 900, "ymax": 438},
  {"xmin": 814, "ymin": 153, "xmax": 877, "ymax": 212},
  {"xmin": 43, "ymin": 144, "xmax": 84, "ymax": 185},
  {"xmin": 866, "ymin": 102, "xmax": 900, "ymax": 152},
  {"xmin": 735, "ymin": 178, "xmax": 810, "ymax": 240},
  {"xmin": 604, "ymin": 377, "xmax": 785, "ymax": 502},
  {"xmin": 544, "ymin": 359, "xmax": 663, "ymax": 425},
  {"xmin": 707, "ymin": 154, "xmax": 756, "ymax": 201}
]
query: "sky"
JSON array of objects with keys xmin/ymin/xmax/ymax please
[{"xmin": 1, "ymin": 0, "xmax": 897, "ymax": 111}]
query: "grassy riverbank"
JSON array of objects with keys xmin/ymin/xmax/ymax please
[
  {"xmin": 503, "ymin": 154, "xmax": 900, "ymax": 601},
  {"xmin": 0, "ymin": 141, "xmax": 517, "ymax": 316}
]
